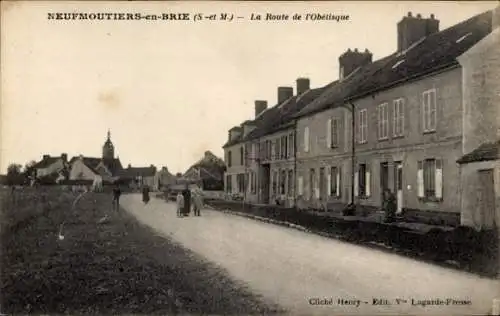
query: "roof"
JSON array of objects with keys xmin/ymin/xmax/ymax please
[
  {"xmin": 122, "ymin": 166, "xmax": 157, "ymax": 178},
  {"xmin": 457, "ymin": 140, "xmax": 500, "ymax": 164},
  {"xmin": 184, "ymin": 151, "xmax": 226, "ymax": 180},
  {"xmin": 32, "ymin": 156, "xmax": 62, "ymax": 169},
  {"xmin": 69, "ymin": 156, "xmax": 124, "ymax": 176},
  {"xmin": 296, "ymin": 9, "xmax": 493, "ymax": 118}
]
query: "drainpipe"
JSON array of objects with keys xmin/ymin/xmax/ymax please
[
  {"xmin": 349, "ymin": 102, "xmax": 356, "ymax": 207},
  {"xmin": 293, "ymin": 120, "xmax": 298, "ymax": 209}
]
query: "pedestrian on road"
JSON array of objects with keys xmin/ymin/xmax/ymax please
[
  {"xmin": 176, "ymin": 191, "xmax": 184, "ymax": 217},
  {"xmin": 112, "ymin": 183, "xmax": 121, "ymax": 211},
  {"xmin": 192, "ymin": 189, "xmax": 203, "ymax": 216},
  {"xmin": 182, "ymin": 185, "xmax": 191, "ymax": 216},
  {"xmin": 142, "ymin": 185, "xmax": 150, "ymax": 204}
]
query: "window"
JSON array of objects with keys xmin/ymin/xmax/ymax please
[
  {"xmin": 282, "ymin": 136, "xmax": 288, "ymax": 159},
  {"xmin": 298, "ymin": 175, "xmax": 304, "ymax": 196},
  {"xmin": 393, "ymin": 98, "xmax": 405, "ymax": 137},
  {"xmin": 266, "ymin": 140, "xmax": 271, "ymax": 160},
  {"xmin": 240, "ymin": 147, "xmax": 244, "ymax": 165},
  {"xmin": 304, "ymin": 126, "xmax": 310, "ymax": 152},
  {"xmin": 332, "ymin": 118, "xmax": 339, "ymax": 147},
  {"xmin": 418, "ymin": 158, "xmax": 443, "ymax": 200},
  {"xmin": 422, "ymin": 89, "xmax": 437, "ymax": 133},
  {"xmin": 309, "ymin": 168, "xmax": 316, "ymax": 199},
  {"xmin": 288, "ymin": 133, "xmax": 295, "ymax": 157},
  {"xmin": 358, "ymin": 109, "xmax": 368, "ymax": 144},
  {"xmin": 358, "ymin": 164, "xmax": 366, "ymax": 197},
  {"xmin": 237, "ymin": 174, "xmax": 245, "ymax": 193},
  {"xmin": 274, "ymin": 138, "xmax": 283, "ymax": 160},
  {"xmin": 280, "ymin": 169, "xmax": 286, "ymax": 195},
  {"xmin": 377, "ymin": 103, "xmax": 389, "ymax": 140},
  {"xmin": 330, "ymin": 167, "xmax": 341, "ymax": 196},
  {"xmin": 252, "ymin": 171, "xmax": 257, "ymax": 194},
  {"xmin": 226, "ymin": 174, "xmax": 232, "ymax": 193},
  {"xmin": 288, "ymin": 169, "xmax": 294, "ymax": 196},
  {"xmin": 227, "ymin": 151, "xmax": 232, "ymax": 167},
  {"xmin": 272, "ymin": 171, "xmax": 278, "ymax": 195},
  {"xmin": 339, "ymin": 66, "xmax": 344, "ymax": 80}
]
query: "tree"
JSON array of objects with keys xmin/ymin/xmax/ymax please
[
  {"xmin": 6, "ymin": 163, "xmax": 23, "ymax": 185},
  {"xmin": 24, "ymin": 160, "xmax": 36, "ymax": 172}
]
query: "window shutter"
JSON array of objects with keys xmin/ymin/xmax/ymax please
[
  {"xmin": 435, "ymin": 159, "xmax": 443, "ymax": 199},
  {"xmin": 304, "ymin": 127, "xmax": 310, "ymax": 152},
  {"xmin": 298, "ymin": 176, "xmax": 303, "ymax": 196},
  {"xmin": 336, "ymin": 169, "xmax": 341, "ymax": 197},
  {"xmin": 354, "ymin": 171, "xmax": 359, "ymax": 197},
  {"xmin": 417, "ymin": 160, "xmax": 424, "ymax": 198},
  {"xmin": 326, "ymin": 119, "xmax": 332, "ymax": 148},
  {"xmin": 327, "ymin": 170, "xmax": 332, "ymax": 196},
  {"xmin": 365, "ymin": 165, "xmax": 371, "ymax": 197}
]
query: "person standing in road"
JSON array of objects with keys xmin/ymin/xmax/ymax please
[
  {"xmin": 192, "ymin": 189, "xmax": 203, "ymax": 216},
  {"xmin": 112, "ymin": 183, "xmax": 121, "ymax": 211},
  {"xmin": 176, "ymin": 191, "xmax": 185, "ymax": 217},
  {"xmin": 182, "ymin": 185, "xmax": 191, "ymax": 216}
]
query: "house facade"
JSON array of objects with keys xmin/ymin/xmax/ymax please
[
  {"xmin": 222, "ymin": 8, "xmax": 498, "ymax": 228},
  {"xmin": 457, "ymin": 6, "xmax": 500, "ymax": 230},
  {"xmin": 32, "ymin": 153, "xmax": 69, "ymax": 181},
  {"xmin": 68, "ymin": 130, "xmax": 124, "ymax": 184}
]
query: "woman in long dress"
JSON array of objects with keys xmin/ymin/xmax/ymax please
[{"xmin": 142, "ymin": 185, "xmax": 150, "ymax": 204}]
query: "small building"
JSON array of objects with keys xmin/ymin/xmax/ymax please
[
  {"xmin": 184, "ymin": 151, "xmax": 226, "ymax": 191},
  {"xmin": 31, "ymin": 153, "xmax": 69, "ymax": 183},
  {"xmin": 68, "ymin": 130, "xmax": 124, "ymax": 185},
  {"xmin": 121, "ymin": 164, "xmax": 157, "ymax": 190}
]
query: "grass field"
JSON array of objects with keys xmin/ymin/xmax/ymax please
[{"xmin": 0, "ymin": 187, "xmax": 282, "ymax": 314}]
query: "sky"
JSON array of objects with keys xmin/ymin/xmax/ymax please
[{"xmin": 1, "ymin": 1, "xmax": 498, "ymax": 174}]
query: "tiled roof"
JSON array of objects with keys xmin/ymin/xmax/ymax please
[
  {"xmin": 122, "ymin": 166, "xmax": 157, "ymax": 178},
  {"xmin": 32, "ymin": 156, "xmax": 62, "ymax": 169},
  {"xmin": 69, "ymin": 156, "xmax": 124, "ymax": 176},
  {"xmin": 296, "ymin": 9, "xmax": 493, "ymax": 118},
  {"xmin": 184, "ymin": 151, "xmax": 226, "ymax": 180},
  {"xmin": 457, "ymin": 140, "xmax": 500, "ymax": 164}
]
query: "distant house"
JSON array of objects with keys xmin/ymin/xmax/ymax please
[
  {"xmin": 68, "ymin": 130, "xmax": 124, "ymax": 184},
  {"xmin": 69, "ymin": 155, "xmax": 124, "ymax": 184},
  {"xmin": 183, "ymin": 151, "xmax": 226, "ymax": 191},
  {"xmin": 32, "ymin": 153, "xmax": 69, "ymax": 183},
  {"xmin": 121, "ymin": 164, "xmax": 157, "ymax": 190},
  {"xmin": 155, "ymin": 166, "xmax": 175, "ymax": 190}
]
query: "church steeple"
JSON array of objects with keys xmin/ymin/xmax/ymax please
[{"xmin": 102, "ymin": 129, "xmax": 115, "ymax": 160}]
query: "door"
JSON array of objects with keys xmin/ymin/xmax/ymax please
[
  {"xmin": 478, "ymin": 169, "xmax": 496, "ymax": 229},
  {"xmin": 394, "ymin": 162, "xmax": 403, "ymax": 213},
  {"xmin": 319, "ymin": 167, "xmax": 326, "ymax": 201},
  {"xmin": 380, "ymin": 162, "xmax": 389, "ymax": 202},
  {"xmin": 260, "ymin": 165, "xmax": 271, "ymax": 204}
]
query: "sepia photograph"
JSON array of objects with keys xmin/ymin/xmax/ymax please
[{"xmin": 1, "ymin": 1, "xmax": 499, "ymax": 315}]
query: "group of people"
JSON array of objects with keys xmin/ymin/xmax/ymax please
[{"xmin": 176, "ymin": 186, "xmax": 203, "ymax": 217}]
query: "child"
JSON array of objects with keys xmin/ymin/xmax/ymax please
[
  {"xmin": 192, "ymin": 189, "xmax": 203, "ymax": 216},
  {"xmin": 176, "ymin": 191, "xmax": 184, "ymax": 217}
]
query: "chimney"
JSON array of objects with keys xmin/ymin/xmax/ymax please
[
  {"xmin": 296, "ymin": 78, "xmax": 310, "ymax": 96},
  {"xmin": 228, "ymin": 126, "xmax": 243, "ymax": 141},
  {"xmin": 128, "ymin": 164, "xmax": 132, "ymax": 168},
  {"xmin": 338, "ymin": 48, "xmax": 372, "ymax": 79},
  {"xmin": 397, "ymin": 12, "xmax": 439, "ymax": 52},
  {"xmin": 254, "ymin": 100, "xmax": 268, "ymax": 117},
  {"xmin": 277, "ymin": 86, "xmax": 294, "ymax": 104},
  {"xmin": 61, "ymin": 153, "xmax": 67, "ymax": 162},
  {"xmin": 43, "ymin": 154, "xmax": 50, "ymax": 160}
]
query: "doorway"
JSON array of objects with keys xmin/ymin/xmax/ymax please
[
  {"xmin": 380, "ymin": 162, "xmax": 389, "ymax": 202},
  {"xmin": 394, "ymin": 162, "xmax": 403, "ymax": 213},
  {"xmin": 260, "ymin": 165, "xmax": 271, "ymax": 204},
  {"xmin": 478, "ymin": 169, "xmax": 496, "ymax": 229},
  {"xmin": 319, "ymin": 167, "xmax": 326, "ymax": 201}
]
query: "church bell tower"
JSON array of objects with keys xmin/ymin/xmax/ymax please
[{"xmin": 102, "ymin": 129, "xmax": 115, "ymax": 161}]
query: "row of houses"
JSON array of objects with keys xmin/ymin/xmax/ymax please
[
  {"xmin": 30, "ymin": 130, "xmax": 173, "ymax": 190},
  {"xmin": 223, "ymin": 8, "xmax": 500, "ymax": 230},
  {"xmin": 29, "ymin": 131, "xmax": 226, "ymax": 192}
]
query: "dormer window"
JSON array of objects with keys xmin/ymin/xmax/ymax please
[{"xmin": 339, "ymin": 66, "xmax": 344, "ymax": 80}]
